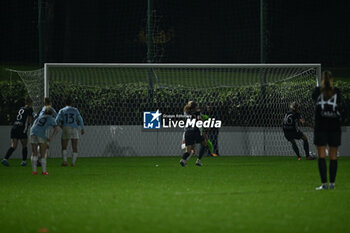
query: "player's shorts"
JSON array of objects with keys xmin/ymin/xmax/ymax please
[
  {"xmin": 185, "ymin": 129, "xmax": 204, "ymax": 146},
  {"xmin": 30, "ymin": 135, "xmax": 48, "ymax": 144},
  {"xmin": 61, "ymin": 126, "xmax": 79, "ymax": 140},
  {"xmin": 283, "ymin": 130, "xmax": 303, "ymax": 141},
  {"xmin": 10, "ymin": 127, "xmax": 28, "ymax": 139},
  {"xmin": 314, "ymin": 130, "xmax": 341, "ymax": 147}
]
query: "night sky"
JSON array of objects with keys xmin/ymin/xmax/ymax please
[{"xmin": 1, "ymin": 0, "xmax": 349, "ymax": 66}]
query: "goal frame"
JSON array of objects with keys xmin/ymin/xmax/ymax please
[{"xmin": 43, "ymin": 63, "xmax": 321, "ymax": 98}]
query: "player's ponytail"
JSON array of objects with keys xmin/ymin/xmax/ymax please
[
  {"xmin": 321, "ymin": 70, "xmax": 334, "ymax": 100},
  {"xmin": 44, "ymin": 106, "xmax": 53, "ymax": 116},
  {"xmin": 184, "ymin": 101, "xmax": 197, "ymax": 114}
]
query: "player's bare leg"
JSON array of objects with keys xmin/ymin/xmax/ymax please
[
  {"xmin": 71, "ymin": 139, "xmax": 78, "ymax": 166},
  {"xmin": 196, "ymin": 140, "xmax": 208, "ymax": 167},
  {"xmin": 290, "ymin": 139, "xmax": 301, "ymax": 160},
  {"xmin": 301, "ymin": 134, "xmax": 312, "ymax": 160},
  {"xmin": 2, "ymin": 139, "xmax": 18, "ymax": 166},
  {"xmin": 36, "ymin": 145, "xmax": 42, "ymax": 167},
  {"xmin": 20, "ymin": 139, "xmax": 28, "ymax": 166},
  {"xmin": 31, "ymin": 143, "xmax": 39, "ymax": 175},
  {"xmin": 10, "ymin": 139, "xmax": 19, "ymax": 150},
  {"xmin": 61, "ymin": 139, "xmax": 69, "ymax": 166},
  {"xmin": 45, "ymin": 145, "xmax": 50, "ymax": 159},
  {"xmin": 180, "ymin": 145, "xmax": 194, "ymax": 167},
  {"xmin": 39, "ymin": 143, "xmax": 48, "ymax": 175},
  {"xmin": 316, "ymin": 146, "xmax": 328, "ymax": 190},
  {"xmin": 2, "ymin": 139, "xmax": 19, "ymax": 166},
  {"xmin": 328, "ymin": 147, "xmax": 338, "ymax": 189},
  {"xmin": 36, "ymin": 144, "xmax": 49, "ymax": 167}
]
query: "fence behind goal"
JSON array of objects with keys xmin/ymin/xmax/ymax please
[{"xmin": 15, "ymin": 63, "xmax": 321, "ymax": 157}]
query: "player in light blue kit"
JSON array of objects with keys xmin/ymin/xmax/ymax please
[
  {"xmin": 56, "ymin": 96, "xmax": 85, "ymax": 167},
  {"xmin": 30, "ymin": 107, "xmax": 59, "ymax": 175},
  {"xmin": 34, "ymin": 97, "xmax": 58, "ymax": 166}
]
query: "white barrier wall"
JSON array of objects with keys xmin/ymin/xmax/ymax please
[{"xmin": 0, "ymin": 126, "xmax": 349, "ymax": 158}]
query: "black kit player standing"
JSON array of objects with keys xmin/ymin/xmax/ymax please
[
  {"xmin": 283, "ymin": 102, "xmax": 313, "ymax": 160},
  {"xmin": 180, "ymin": 101, "xmax": 208, "ymax": 167},
  {"xmin": 2, "ymin": 97, "xmax": 34, "ymax": 167},
  {"xmin": 313, "ymin": 71, "xmax": 343, "ymax": 190}
]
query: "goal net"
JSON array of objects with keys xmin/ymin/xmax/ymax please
[{"xmin": 13, "ymin": 64, "xmax": 320, "ymax": 157}]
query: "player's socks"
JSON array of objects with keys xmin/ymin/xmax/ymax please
[
  {"xmin": 31, "ymin": 156, "xmax": 38, "ymax": 173},
  {"xmin": 198, "ymin": 145, "xmax": 207, "ymax": 160},
  {"xmin": 72, "ymin": 152, "xmax": 78, "ymax": 165},
  {"xmin": 5, "ymin": 147, "xmax": 15, "ymax": 160},
  {"xmin": 62, "ymin": 150, "xmax": 68, "ymax": 162},
  {"xmin": 40, "ymin": 157, "xmax": 47, "ymax": 173},
  {"xmin": 318, "ymin": 158, "xmax": 327, "ymax": 184},
  {"xmin": 180, "ymin": 159, "xmax": 187, "ymax": 167},
  {"xmin": 303, "ymin": 140, "xmax": 309, "ymax": 157},
  {"xmin": 182, "ymin": 152, "xmax": 190, "ymax": 161},
  {"xmin": 329, "ymin": 159, "xmax": 338, "ymax": 184},
  {"xmin": 291, "ymin": 142, "xmax": 300, "ymax": 158},
  {"xmin": 22, "ymin": 147, "xmax": 28, "ymax": 161},
  {"xmin": 195, "ymin": 158, "xmax": 203, "ymax": 166}
]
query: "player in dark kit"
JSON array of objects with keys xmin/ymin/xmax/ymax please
[
  {"xmin": 283, "ymin": 102, "xmax": 313, "ymax": 160},
  {"xmin": 1, "ymin": 97, "xmax": 34, "ymax": 167},
  {"xmin": 312, "ymin": 71, "xmax": 342, "ymax": 190},
  {"xmin": 180, "ymin": 101, "xmax": 208, "ymax": 167}
]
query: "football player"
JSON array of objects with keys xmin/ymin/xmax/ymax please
[
  {"xmin": 313, "ymin": 71, "xmax": 342, "ymax": 190},
  {"xmin": 30, "ymin": 107, "xmax": 59, "ymax": 175},
  {"xmin": 34, "ymin": 97, "xmax": 58, "ymax": 166},
  {"xmin": 282, "ymin": 102, "xmax": 313, "ymax": 160},
  {"xmin": 56, "ymin": 96, "xmax": 85, "ymax": 167},
  {"xmin": 180, "ymin": 101, "xmax": 208, "ymax": 167},
  {"xmin": 2, "ymin": 97, "xmax": 33, "ymax": 167}
]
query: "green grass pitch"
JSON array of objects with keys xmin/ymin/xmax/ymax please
[{"xmin": 0, "ymin": 156, "xmax": 350, "ymax": 233}]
